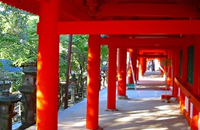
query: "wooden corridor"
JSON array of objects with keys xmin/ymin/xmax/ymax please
[
  {"xmin": 1, "ymin": 0, "xmax": 200, "ymax": 129},
  {"xmin": 27, "ymin": 78, "xmax": 189, "ymax": 130}
]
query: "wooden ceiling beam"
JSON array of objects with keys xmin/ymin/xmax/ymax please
[
  {"xmin": 100, "ymin": 37, "xmax": 194, "ymax": 46},
  {"xmin": 100, "ymin": 4, "xmax": 199, "ymax": 18},
  {"xmin": 58, "ymin": 20, "xmax": 200, "ymax": 34},
  {"xmin": 108, "ymin": 44, "xmax": 181, "ymax": 50},
  {"xmin": 137, "ymin": 54, "xmax": 168, "ymax": 58},
  {"xmin": 101, "ymin": 37, "xmax": 191, "ymax": 50}
]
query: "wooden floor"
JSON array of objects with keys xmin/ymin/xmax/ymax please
[{"xmin": 27, "ymin": 77, "xmax": 190, "ymax": 130}]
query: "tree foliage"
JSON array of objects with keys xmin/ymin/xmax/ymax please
[
  {"xmin": 0, "ymin": 2, "xmax": 38, "ymax": 66},
  {"xmin": 0, "ymin": 2, "xmax": 108, "ymax": 91},
  {"xmin": 59, "ymin": 35, "xmax": 89, "ymax": 89},
  {"xmin": 0, "ymin": 2, "xmax": 39, "ymax": 91}
]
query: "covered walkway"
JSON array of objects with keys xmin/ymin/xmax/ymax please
[
  {"xmin": 1, "ymin": 0, "xmax": 200, "ymax": 129},
  {"xmin": 28, "ymin": 78, "xmax": 189, "ymax": 130}
]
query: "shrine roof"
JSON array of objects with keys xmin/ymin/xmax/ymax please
[{"xmin": 1, "ymin": 0, "xmax": 199, "ymax": 21}]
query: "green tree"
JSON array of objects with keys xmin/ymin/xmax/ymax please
[
  {"xmin": 0, "ymin": 2, "xmax": 108, "ymax": 92},
  {"xmin": 0, "ymin": 2, "xmax": 38, "ymax": 66},
  {"xmin": 0, "ymin": 2, "xmax": 38, "ymax": 91},
  {"xmin": 59, "ymin": 35, "xmax": 89, "ymax": 89},
  {"xmin": 59, "ymin": 35, "xmax": 108, "ymax": 90}
]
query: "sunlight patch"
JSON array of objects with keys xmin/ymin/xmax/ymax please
[
  {"xmin": 0, "ymin": 7, "xmax": 5, "ymax": 11},
  {"xmin": 156, "ymin": 116, "xmax": 177, "ymax": 120},
  {"xmin": 115, "ymin": 116, "xmax": 135, "ymax": 122},
  {"xmin": 73, "ymin": 121, "xmax": 86, "ymax": 126},
  {"xmin": 142, "ymin": 128, "xmax": 168, "ymax": 130}
]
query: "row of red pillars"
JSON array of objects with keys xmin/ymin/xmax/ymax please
[
  {"xmin": 36, "ymin": 27, "xmax": 137, "ymax": 130},
  {"xmin": 36, "ymin": 1, "xmax": 137, "ymax": 129},
  {"xmin": 87, "ymin": 37, "xmax": 138, "ymax": 129},
  {"xmin": 169, "ymin": 37, "xmax": 200, "ymax": 130}
]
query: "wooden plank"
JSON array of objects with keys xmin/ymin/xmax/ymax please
[
  {"xmin": 99, "ymin": 37, "xmax": 194, "ymax": 46},
  {"xmin": 100, "ymin": 4, "xmax": 198, "ymax": 18},
  {"xmin": 138, "ymin": 54, "xmax": 168, "ymax": 58},
  {"xmin": 58, "ymin": 20, "xmax": 200, "ymax": 34}
]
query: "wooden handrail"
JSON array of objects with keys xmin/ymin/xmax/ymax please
[{"xmin": 175, "ymin": 77, "xmax": 200, "ymax": 112}]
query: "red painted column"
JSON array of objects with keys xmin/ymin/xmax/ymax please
[
  {"xmin": 86, "ymin": 35, "xmax": 101, "ymax": 129},
  {"xmin": 36, "ymin": 1, "xmax": 59, "ymax": 130},
  {"xmin": 139, "ymin": 58, "xmax": 143, "ymax": 78},
  {"xmin": 173, "ymin": 50, "xmax": 180, "ymax": 97},
  {"xmin": 167, "ymin": 50, "xmax": 172, "ymax": 86},
  {"xmin": 142, "ymin": 58, "xmax": 146, "ymax": 75},
  {"xmin": 180, "ymin": 46, "xmax": 188, "ymax": 113},
  {"xmin": 127, "ymin": 64, "xmax": 132, "ymax": 84},
  {"xmin": 117, "ymin": 48, "xmax": 128, "ymax": 99},
  {"xmin": 180, "ymin": 90, "xmax": 185, "ymax": 112},
  {"xmin": 192, "ymin": 107, "xmax": 199, "ymax": 130},
  {"xmin": 135, "ymin": 50, "xmax": 139, "ymax": 81},
  {"xmin": 163, "ymin": 56, "xmax": 167, "ymax": 78},
  {"xmin": 128, "ymin": 49, "xmax": 133, "ymax": 84},
  {"xmin": 193, "ymin": 36, "xmax": 200, "ymax": 97},
  {"xmin": 192, "ymin": 36, "xmax": 200, "ymax": 130},
  {"xmin": 170, "ymin": 50, "xmax": 175, "ymax": 86},
  {"xmin": 139, "ymin": 57, "xmax": 146, "ymax": 77},
  {"xmin": 130, "ymin": 49, "xmax": 137, "ymax": 83},
  {"xmin": 107, "ymin": 45, "xmax": 117, "ymax": 111}
]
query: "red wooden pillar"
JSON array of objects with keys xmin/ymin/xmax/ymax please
[
  {"xmin": 127, "ymin": 64, "xmax": 132, "ymax": 84},
  {"xmin": 107, "ymin": 45, "xmax": 117, "ymax": 111},
  {"xmin": 135, "ymin": 50, "xmax": 139, "ymax": 81},
  {"xmin": 180, "ymin": 90, "xmax": 185, "ymax": 112},
  {"xmin": 180, "ymin": 46, "xmax": 188, "ymax": 113},
  {"xmin": 131, "ymin": 49, "xmax": 137, "ymax": 83},
  {"xmin": 142, "ymin": 58, "xmax": 146, "ymax": 75},
  {"xmin": 86, "ymin": 35, "xmax": 101, "ymax": 129},
  {"xmin": 139, "ymin": 58, "xmax": 143, "ymax": 77},
  {"xmin": 163, "ymin": 56, "xmax": 167, "ymax": 78},
  {"xmin": 139, "ymin": 57, "xmax": 146, "ymax": 77},
  {"xmin": 192, "ymin": 36, "xmax": 200, "ymax": 130},
  {"xmin": 193, "ymin": 36, "xmax": 200, "ymax": 97},
  {"xmin": 192, "ymin": 107, "xmax": 199, "ymax": 130},
  {"xmin": 170, "ymin": 50, "xmax": 175, "ymax": 86},
  {"xmin": 128, "ymin": 49, "xmax": 133, "ymax": 84},
  {"xmin": 36, "ymin": 1, "xmax": 59, "ymax": 130},
  {"xmin": 167, "ymin": 50, "xmax": 172, "ymax": 86},
  {"xmin": 173, "ymin": 50, "xmax": 180, "ymax": 97},
  {"xmin": 117, "ymin": 48, "xmax": 128, "ymax": 99}
]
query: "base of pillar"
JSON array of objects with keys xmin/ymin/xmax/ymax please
[
  {"xmin": 105, "ymin": 108, "xmax": 118, "ymax": 112},
  {"xmin": 161, "ymin": 94, "xmax": 175, "ymax": 103},
  {"xmin": 85, "ymin": 126, "xmax": 103, "ymax": 130},
  {"xmin": 117, "ymin": 95, "xmax": 128, "ymax": 99}
]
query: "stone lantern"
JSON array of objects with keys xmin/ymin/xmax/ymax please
[
  {"xmin": 18, "ymin": 61, "xmax": 37, "ymax": 129},
  {"xmin": 0, "ymin": 90, "xmax": 20, "ymax": 130},
  {"xmin": 69, "ymin": 75, "xmax": 77, "ymax": 104}
]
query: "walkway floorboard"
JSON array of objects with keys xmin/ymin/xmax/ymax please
[{"xmin": 27, "ymin": 79, "xmax": 190, "ymax": 130}]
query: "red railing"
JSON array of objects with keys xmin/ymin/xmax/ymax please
[{"xmin": 175, "ymin": 77, "xmax": 200, "ymax": 112}]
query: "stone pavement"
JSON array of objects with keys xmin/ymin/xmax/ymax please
[{"xmin": 27, "ymin": 79, "xmax": 190, "ymax": 130}]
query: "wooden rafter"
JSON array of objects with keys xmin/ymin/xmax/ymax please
[
  {"xmin": 58, "ymin": 20, "xmax": 200, "ymax": 34},
  {"xmin": 100, "ymin": 4, "xmax": 199, "ymax": 18},
  {"xmin": 100, "ymin": 37, "xmax": 194, "ymax": 46}
]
